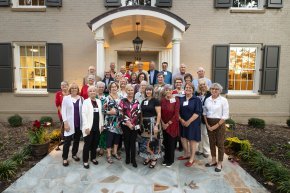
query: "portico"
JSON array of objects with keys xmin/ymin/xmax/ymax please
[{"xmin": 87, "ymin": 6, "xmax": 190, "ymax": 78}]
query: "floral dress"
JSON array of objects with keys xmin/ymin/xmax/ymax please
[{"xmin": 103, "ymin": 95, "xmax": 122, "ymax": 135}]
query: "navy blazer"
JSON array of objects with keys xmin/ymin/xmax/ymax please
[
  {"xmin": 102, "ymin": 77, "xmax": 114, "ymax": 94},
  {"xmin": 148, "ymin": 70, "xmax": 159, "ymax": 85}
]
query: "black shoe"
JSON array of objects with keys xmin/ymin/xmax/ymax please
[
  {"xmin": 63, "ymin": 160, "xmax": 69, "ymax": 167},
  {"xmin": 166, "ymin": 163, "xmax": 172, "ymax": 168},
  {"xmin": 203, "ymin": 154, "xmax": 209, "ymax": 158},
  {"xmin": 195, "ymin": 151, "xmax": 203, "ymax": 156},
  {"xmin": 72, "ymin": 155, "xmax": 80, "ymax": 162},
  {"xmin": 215, "ymin": 165, "xmax": 222, "ymax": 172},
  {"xmin": 162, "ymin": 160, "xmax": 167, "ymax": 166},
  {"xmin": 205, "ymin": 162, "xmax": 217, "ymax": 167},
  {"xmin": 132, "ymin": 162, "xmax": 137, "ymax": 168},
  {"xmin": 83, "ymin": 163, "xmax": 89, "ymax": 169},
  {"xmin": 91, "ymin": 159, "xmax": 98, "ymax": 165},
  {"xmin": 125, "ymin": 159, "xmax": 130, "ymax": 164}
]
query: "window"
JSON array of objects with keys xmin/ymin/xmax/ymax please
[
  {"xmin": 232, "ymin": 0, "xmax": 259, "ymax": 8},
  {"xmin": 228, "ymin": 45, "xmax": 261, "ymax": 93},
  {"xmin": 14, "ymin": 43, "xmax": 47, "ymax": 93},
  {"xmin": 19, "ymin": 0, "xmax": 44, "ymax": 6}
]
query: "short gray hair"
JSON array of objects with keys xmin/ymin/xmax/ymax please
[
  {"xmin": 210, "ymin": 83, "xmax": 223, "ymax": 93},
  {"xmin": 96, "ymin": 81, "xmax": 105, "ymax": 88}
]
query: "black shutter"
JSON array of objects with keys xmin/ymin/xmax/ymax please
[
  {"xmin": 214, "ymin": 0, "xmax": 232, "ymax": 8},
  {"xmin": 267, "ymin": 0, "xmax": 283, "ymax": 8},
  {"xmin": 212, "ymin": 45, "xmax": 230, "ymax": 94},
  {"xmin": 45, "ymin": 0, "xmax": 62, "ymax": 7},
  {"xmin": 155, "ymin": 0, "xmax": 172, "ymax": 7},
  {"xmin": 0, "ymin": 43, "xmax": 13, "ymax": 92},
  {"xmin": 0, "ymin": 0, "xmax": 10, "ymax": 6},
  {"xmin": 104, "ymin": 0, "xmax": 121, "ymax": 7},
  {"xmin": 47, "ymin": 43, "xmax": 63, "ymax": 92},
  {"xmin": 260, "ymin": 45, "xmax": 280, "ymax": 94}
]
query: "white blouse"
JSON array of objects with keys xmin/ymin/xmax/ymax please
[{"xmin": 203, "ymin": 95, "xmax": 229, "ymax": 120}]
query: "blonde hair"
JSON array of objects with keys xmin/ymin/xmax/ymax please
[
  {"xmin": 197, "ymin": 78, "xmax": 208, "ymax": 93},
  {"xmin": 68, "ymin": 83, "xmax": 80, "ymax": 94}
]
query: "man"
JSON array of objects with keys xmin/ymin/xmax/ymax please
[
  {"xmin": 109, "ymin": 62, "xmax": 116, "ymax": 79},
  {"xmin": 102, "ymin": 70, "xmax": 114, "ymax": 95},
  {"xmin": 126, "ymin": 63, "xmax": 134, "ymax": 76},
  {"xmin": 160, "ymin": 62, "xmax": 172, "ymax": 84},
  {"xmin": 83, "ymin": 65, "xmax": 101, "ymax": 85},
  {"xmin": 148, "ymin": 61, "xmax": 159, "ymax": 85},
  {"xmin": 136, "ymin": 62, "xmax": 149, "ymax": 81},
  {"xmin": 172, "ymin": 63, "xmax": 187, "ymax": 85},
  {"xmin": 193, "ymin": 67, "xmax": 212, "ymax": 89},
  {"xmin": 120, "ymin": 65, "xmax": 130, "ymax": 80}
]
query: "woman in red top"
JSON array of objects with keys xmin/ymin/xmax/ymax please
[
  {"xmin": 161, "ymin": 84, "xmax": 180, "ymax": 167},
  {"xmin": 80, "ymin": 75, "xmax": 95, "ymax": 99},
  {"xmin": 55, "ymin": 81, "xmax": 69, "ymax": 122}
]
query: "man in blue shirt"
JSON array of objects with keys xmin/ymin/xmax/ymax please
[
  {"xmin": 161, "ymin": 62, "xmax": 172, "ymax": 84},
  {"xmin": 193, "ymin": 67, "xmax": 212, "ymax": 89}
]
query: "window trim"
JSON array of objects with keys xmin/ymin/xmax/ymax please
[
  {"xmin": 230, "ymin": 0, "xmax": 265, "ymax": 12},
  {"xmin": 11, "ymin": 0, "xmax": 46, "ymax": 11},
  {"xmin": 228, "ymin": 44, "xmax": 262, "ymax": 95},
  {"xmin": 13, "ymin": 42, "xmax": 48, "ymax": 94}
]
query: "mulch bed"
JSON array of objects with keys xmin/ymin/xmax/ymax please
[
  {"xmin": 225, "ymin": 124, "xmax": 290, "ymax": 193},
  {"xmin": 0, "ymin": 122, "xmax": 60, "ymax": 192}
]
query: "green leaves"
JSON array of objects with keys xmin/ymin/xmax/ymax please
[{"xmin": 0, "ymin": 160, "xmax": 17, "ymax": 180}]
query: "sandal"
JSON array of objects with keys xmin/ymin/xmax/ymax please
[
  {"xmin": 205, "ymin": 162, "xmax": 217, "ymax": 167},
  {"xmin": 72, "ymin": 155, "xmax": 80, "ymax": 162},
  {"xmin": 63, "ymin": 160, "xmax": 69, "ymax": 167},
  {"xmin": 143, "ymin": 159, "xmax": 151, "ymax": 165},
  {"xmin": 107, "ymin": 156, "xmax": 113, "ymax": 164},
  {"xmin": 112, "ymin": 153, "xmax": 121, "ymax": 160},
  {"xmin": 149, "ymin": 159, "xmax": 157, "ymax": 169},
  {"xmin": 91, "ymin": 159, "xmax": 99, "ymax": 165}
]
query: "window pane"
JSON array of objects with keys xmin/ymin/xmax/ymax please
[
  {"xmin": 39, "ymin": 46, "xmax": 45, "ymax": 56},
  {"xmin": 233, "ymin": 0, "xmax": 258, "ymax": 8},
  {"xmin": 39, "ymin": 0, "xmax": 44, "ymax": 6},
  {"xmin": 228, "ymin": 46, "xmax": 257, "ymax": 91}
]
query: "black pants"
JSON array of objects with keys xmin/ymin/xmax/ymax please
[
  {"xmin": 83, "ymin": 130, "xmax": 100, "ymax": 163},
  {"xmin": 122, "ymin": 125, "xmax": 137, "ymax": 163},
  {"xmin": 62, "ymin": 127, "xmax": 82, "ymax": 160},
  {"xmin": 163, "ymin": 131, "xmax": 176, "ymax": 165}
]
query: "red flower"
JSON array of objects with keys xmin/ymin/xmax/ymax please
[{"xmin": 33, "ymin": 120, "xmax": 41, "ymax": 129}]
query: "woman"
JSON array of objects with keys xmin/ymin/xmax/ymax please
[
  {"xmin": 161, "ymin": 84, "xmax": 180, "ymax": 167},
  {"xmin": 178, "ymin": 82, "xmax": 202, "ymax": 167},
  {"xmin": 195, "ymin": 78, "xmax": 211, "ymax": 158},
  {"xmin": 203, "ymin": 83, "xmax": 229, "ymax": 172},
  {"xmin": 55, "ymin": 81, "xmax": 69, "ymax": 150},
  {"xmin": 104, "ymin": 82, "xmax": 122, "ymax": 164},
  {"xmin": 135, "ymin": 80, "xmax": 147, "ymax": 104},
  {"xmin": 184, "ymin": 73, "xmax": 193, "ymax": 85},
  {"xmin": 134, "ymin": 72, "xmax": 147, "ymax": 94},
  {"xmin": 61, "ymin": 83, "xmax": 83, "ymax": 166},
  {"xmin": 129, "ymin": 72, "xmax": 138, "ymax": 87},
  {"xmin": 153, "ymin": 72, "xmax": 165, "ymax": 100},
  {"xmin": 119, "ymin": 84, "xmax": 140, "ymax": 168},
  {"xmin": 118, "ymin": 77, "xmax": 128, "ymax": 99},
  {"xmin": 140, "ymin": 85, "xmax": 161, "ymax": 169},
  {"xmin": 172, "ymin": 77, "xmax": 185, "ymax": 98},
  {"xmin": 96, "ymin": 81, "xmax": 108, "ymax": 157},
  {"xmin": 80, "ymin": 75, "xmax": 95, "ymax": 99},
  {"xmin": 82, "ymin": 86, "xmax": 104, "ymax": 169}
]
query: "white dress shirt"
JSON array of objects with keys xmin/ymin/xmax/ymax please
[{"xmin": 203, "ymin": 95, "xmax": 229, "ymax": 120}]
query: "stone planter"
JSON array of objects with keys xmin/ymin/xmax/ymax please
[{"xmin": 30, "ymin": 141, "xmax": 50, "ymax": 157}]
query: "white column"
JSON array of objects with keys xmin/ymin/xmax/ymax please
[
  {"xmin": 94, "ymin": 27, "xmax": 105, "ymax": 79},
  {"xmin": 172, "ymin": 39, "xmax": 181, "ymax": 75},
  {"xmin": 172, "ymin": 27, "xmax": 182, "ymax": 75}
]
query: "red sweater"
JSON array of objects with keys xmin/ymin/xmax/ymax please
[
  {"xmin": 160, "ymin": 97, "xmax": 180, "ymax": 138},
  {"xmin": 55, "ymin": 91, "xmax": 64, "ymax": 121},
  {"xmin": 80, "ymin": 84, "xmax": 89, "ymax": 100}
]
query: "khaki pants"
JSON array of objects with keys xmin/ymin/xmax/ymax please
[
  {"xmin": 197, "ymin": 123, "xmax": 210, "ymax": 155},
  {"xmin": 207, "ymin": 118, "xmax": 225, "ymax": 162}
]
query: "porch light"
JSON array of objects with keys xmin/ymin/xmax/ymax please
[{"xmin": 133, "ymin": 22, "xmax": 143, "ymax": 61}]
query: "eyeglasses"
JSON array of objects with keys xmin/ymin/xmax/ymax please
[
  {"xmin": 175, "ymin": 82, "xmax": 182, "ymax": 84},
  {"xmin": 211, "ymin": 88, "xmax": 219, "ymax": 90}
]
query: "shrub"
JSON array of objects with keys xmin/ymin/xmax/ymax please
[
  {"xmin": 225, "ymin": 137, "xmax": 251, "ymax": 153},
  {"xmin": 11, "ymin": 148, "xmax": 30, "ymax": 166},
  {"xmin": 50, "ymin": 129, "xmax": 62, "ymax": 141},
  {"xmin": 40, "ymin": 116, "xmax": 53, "ymax": 125},
  {"xmin": 248, "ymin": 118, "xmax": 265, "ymax": 129},
  {"xmin": 287, "ymin": 118, "xmax": 290, "ymax": 128},
  {"xmin": 8, "ymin": 114, "xmax": 23, "ymax": 127},
  {"xmin": 277, "ymin": 180, "xmax": 290, "ymax": 193},
  {"xmin": 0, "ymin": 160, "xmax": 17, "ymax": 180},
  {"xmin": 264, "ymin": 163, "xmax": 290, "ymax": 183},
  {"xmin": 225, "ymin": 118, "xmax": 236, "ymax": 130}
]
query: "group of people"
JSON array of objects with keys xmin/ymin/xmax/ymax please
[{"xmin": 55, "ymin": 61, "xmax": 229, "ymax": 172}]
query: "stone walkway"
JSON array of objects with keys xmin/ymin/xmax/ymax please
[{"xmin": 3, "ymin": 142, "xmax": 269, "ymax": 193}]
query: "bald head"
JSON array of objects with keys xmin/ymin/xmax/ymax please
[
  {"xmin": 88, "ymin": 65, "xmax": 96, "ymax": 74},
  {"xmin": 197, "ymin": 67, "xmax": 205, "ymax": 78}
]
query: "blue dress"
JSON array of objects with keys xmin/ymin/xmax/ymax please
[{"xmin": 179, "ymin": 95, "xmax": 202, "ymax": 141}]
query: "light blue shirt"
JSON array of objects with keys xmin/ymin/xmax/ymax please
[{"xmin": 162, "ymin": 70, "xmax": 172, "ymax": 84}]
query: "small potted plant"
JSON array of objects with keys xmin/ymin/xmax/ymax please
[{"xmin": 28, "ymin": 120, "xmax": 51, "ymax": 157}]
